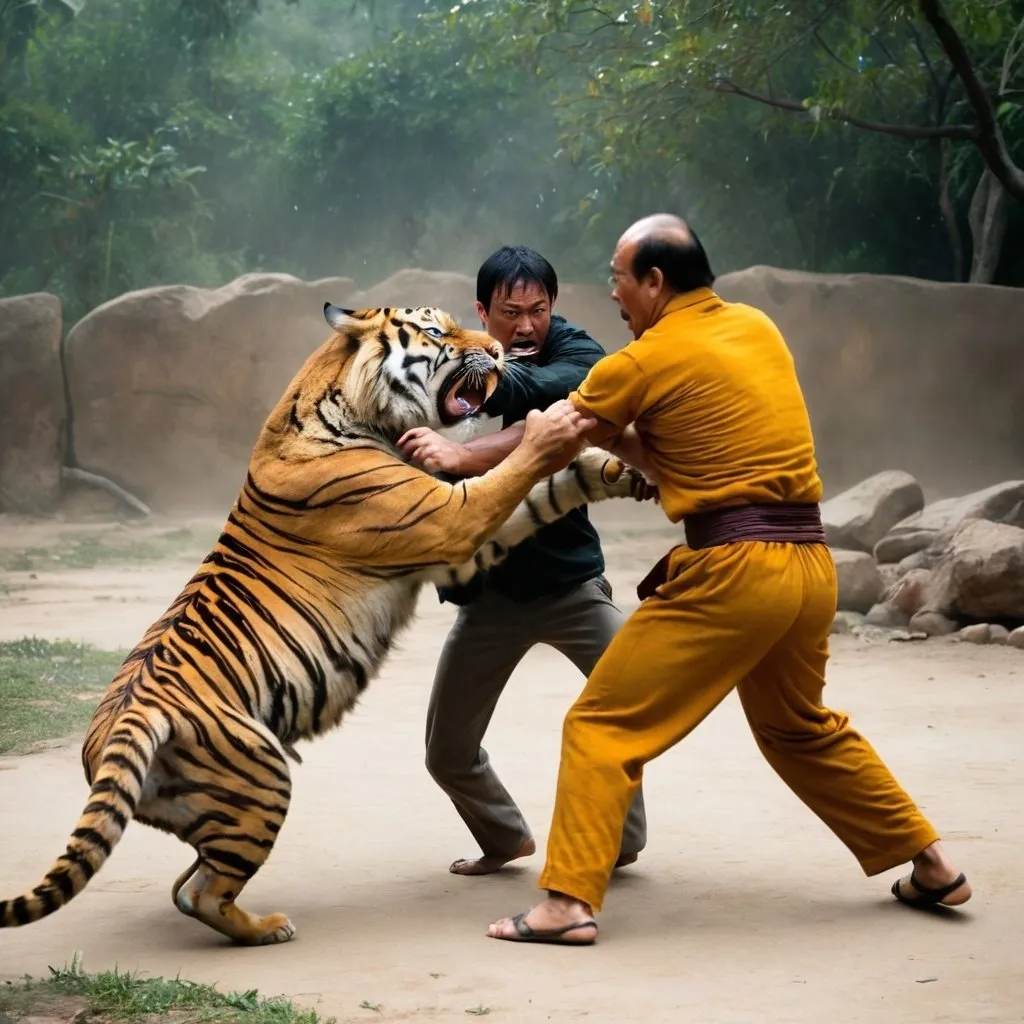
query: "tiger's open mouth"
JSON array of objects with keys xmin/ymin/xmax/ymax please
[{"xmin": 439, "ymin": 370, "xmax": 491, "ymax": 425}]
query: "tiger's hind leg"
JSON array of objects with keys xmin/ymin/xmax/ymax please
[
  {"xmin": 143, "ymin": 718, "xmax": 297, "ymax": 945},
  {"xmin": 173, "ymin": 858, "xmax": 295, "ymax": 946},
  {"xmin": 172, "ymin": 777, "xmax": 295, "ymax": 945}
]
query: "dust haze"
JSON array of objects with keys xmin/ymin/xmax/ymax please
[
  {"xmin": 1, "ymin": 0, "xmax": 1021, "ymax": 515},
  {"xmin": 2, "ymin": 6, "xmax": 1024, "ymax": 1021}
]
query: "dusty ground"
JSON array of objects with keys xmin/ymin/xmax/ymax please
[{"xmin": 0, "ymin": 503, "xmax": 1022, "ymax": 1023}]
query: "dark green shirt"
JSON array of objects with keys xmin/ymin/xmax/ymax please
[{"xmin": 437, "ymin": 315, "xmax": 607, "ymax": 605}]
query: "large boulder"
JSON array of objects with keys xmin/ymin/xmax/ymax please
[
  {"xmin": 924, "ymin": 519, "xmax": 1024, "ymax": 623},
  {"xmin": 831, "ymin": 549, "xmax": 884, "ymax": 614},
  {"xmin": 820, "ymin": 470, "xmax": 924, "ymax": 552},
  {"xmin": 715, "ymin": 267, "xmax": 1024, "ymax": 496},
  {"xmin": 65, "ymin": 273, "xmax": 356, "ymax": 513},
  {"xmin": 874, "ymin": 480, "xmax": 1024, "ymax": 562},
  {"xmin": 0, "ymin": 292, "xmax": 66, "ymax": 514}
]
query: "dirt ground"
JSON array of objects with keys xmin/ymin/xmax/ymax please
[{"xmin": 0, "ymin": 503, "xmax": 1022, "ymax": 1023}]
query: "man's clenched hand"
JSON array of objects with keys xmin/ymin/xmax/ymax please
[{"xmin": 397, "ymin": 427, "xmax": 467, "ymax": 474}]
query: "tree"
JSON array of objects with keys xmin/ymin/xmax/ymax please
[
  {"xmin": 451, "ymin": 0, "xmax": 1024, "ymax": 282},
  {"xmin": 703, "ymin": 0, "xmax": 1024, "ymax": 281}
]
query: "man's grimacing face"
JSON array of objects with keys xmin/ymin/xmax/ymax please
[{"xmin": 476, "ymin": 280, "xmax": 553, "ymax": 358}]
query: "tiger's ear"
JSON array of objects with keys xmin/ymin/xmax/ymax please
[{"xmin": 323, "ymin": 302, "xmax": 360, "ymax": 332}]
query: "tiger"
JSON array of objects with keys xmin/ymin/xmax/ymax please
[{"xmin": 0, "ymin": 302, "xmax": 655, "ymax": 947}]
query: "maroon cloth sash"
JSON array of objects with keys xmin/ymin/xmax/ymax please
[{"xmin": 636, "ymin": 503, "xmax": 826, "ymax": 601}]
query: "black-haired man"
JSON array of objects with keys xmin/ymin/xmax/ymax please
[{"xmin": 398, "ymin": 245, "xmax": 648, "ymax": 876}]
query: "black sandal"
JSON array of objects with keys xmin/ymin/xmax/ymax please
[
  {"xmin": 891, "ymin": 870, "xmax": 969, "ymax": 908},
  {"xmin": 492, "ymin": 911, "xmax": 598, "ymax": 945}
]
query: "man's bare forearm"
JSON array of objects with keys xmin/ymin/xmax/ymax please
[{"xmin": 457, "ymin": 422, "xmax": 527, "ymax": 477}]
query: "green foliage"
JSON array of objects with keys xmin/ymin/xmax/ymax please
[
  {"xmin": 0, "ymin": 0, "xmax": 1021, "ymax": 325},
  {"xmin": 447, "ymin": 0, "xmax": 1024, "ymax": 280},
  {"xmin": 0, "ymin": 637, "xmax": 126, "ymax": 753},
  {"xmin": 0, "ymin": 954, "xmax": 335, "ymax": 1022},
  {"xmin": 0, "ymin": 0, "xmax": 80, "ymax": 80},
  {"xmin": 275, "ymin": 13, "xmax": 607, "ymax": 281}
]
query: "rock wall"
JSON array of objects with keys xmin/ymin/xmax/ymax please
[
  {"xmin": 0, "ymin": 293, "xmax": 65, "ymax": 513},
  {"xmin": 65, "ymin": 273, "xmax": 356, "ymax": 511},
  {"xmin": 714, "ymin": 266, "xmax": 1024, "ymax": 497},
  {"xmin": 2, "ymin": 264, "xmax": 1022, "ymax": 517}
]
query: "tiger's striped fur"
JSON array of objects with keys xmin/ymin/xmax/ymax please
[{"xmin": 0, "ymin": 303, "xmax": 653, "ymax": 946}]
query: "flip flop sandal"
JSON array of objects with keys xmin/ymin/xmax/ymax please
[
  {"xmin": 495, "ymin": 911, "xmax": 598, "ymax": 945},
  {"xmin": 891, "ymin": 870, "xmax": 969, "ymax": 908}
]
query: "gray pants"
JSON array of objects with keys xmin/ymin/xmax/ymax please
[{"xmin": 424, "ymin": 575, "xmax": 648, "ymax": 860}]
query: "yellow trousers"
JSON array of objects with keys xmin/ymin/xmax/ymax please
[{"xmin": 537, "ymin": 540, "xmax": 940, "ymax": 912}]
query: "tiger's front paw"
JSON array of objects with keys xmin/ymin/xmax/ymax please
[{"xmin": 574, "ymin": 449, "xmax": 659, "ymax": 504}]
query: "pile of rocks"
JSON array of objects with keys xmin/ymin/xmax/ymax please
[{"xmin": 824, "ymin": 472, "xmax": 1024, "ymax": 649}]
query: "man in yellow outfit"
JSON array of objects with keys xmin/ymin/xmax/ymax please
[{"xmin": 486, "ymin": 213, "xmax": 972, "ymax": 945}]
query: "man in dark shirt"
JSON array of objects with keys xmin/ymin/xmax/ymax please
[{"xmin": 398, "ymin": 245, "xmax": 648, "ymax": 876}]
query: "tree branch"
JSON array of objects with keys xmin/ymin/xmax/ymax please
[
  {"xmin": 918, "ymin": 0, "xmax": 1024, "ymax": 201},
  {"xmin": 999, "ymin": 16, "xmax": 1024, "ymax": 93},
  {"xmin": 713, "ymin": 78, "xmax": 977, "ymax": 141},
  {"xmin": 813, "ymin": 29, "xmax": 859, "ymax": 75},
  {"xmin": 755, "ymin": 0, "xmax": 843, "ymax": 80}
]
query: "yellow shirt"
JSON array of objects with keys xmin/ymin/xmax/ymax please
[{"xmin": 569, "ymin": 288, "xmax": 822, "ymax": 523}]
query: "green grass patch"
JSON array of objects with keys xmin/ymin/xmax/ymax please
[
  {"xmin": 0, "ymin": 638, "xmax": 127, "ymax": 755},
  {"xmin": 0, "ymin": 955, "xmax": 334, "ymax": 1023},
  {"xmin": 0, "ymin": 527, "xmax": 210, "ymax": 573}
]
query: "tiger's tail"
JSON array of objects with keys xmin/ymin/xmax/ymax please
[{"xmin": 0, "ymin": 705, "xmax": 171, "ymax": 928}]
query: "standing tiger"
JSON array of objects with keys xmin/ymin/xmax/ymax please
[{"xmin": 0, "ymin": 302, "xmax": 654, "ymax": 947}]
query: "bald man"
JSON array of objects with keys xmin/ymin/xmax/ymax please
[{"xmin": 485, "ymin": 213, "xmax": 971, "ymax": 945}]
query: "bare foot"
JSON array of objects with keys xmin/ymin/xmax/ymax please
[
  {"xmin": 487, "ymin": 895, "xmax": 597, "ymax": 945},
  {"xmin": 892, "ymin": 839, "xmax": 972, "ymax": 908},
  {"xmin": 450, "ymin": 837, "xmax": 536, "ymax": 876}
]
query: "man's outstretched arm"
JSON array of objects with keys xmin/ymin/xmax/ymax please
[{"xmin": 397, "ymin": 422, "xmax": 526, "ymax": 478}]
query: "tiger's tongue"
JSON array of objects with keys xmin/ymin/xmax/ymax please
[{"xmin": 445, "ymin": 393, "xmax": 477, "ymax": 416}]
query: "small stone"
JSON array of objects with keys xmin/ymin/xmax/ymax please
[
  {"xmin": 1008, "ymin": 626, "xmax": 1024, "ymax": 650},
  {"xmin": 889, "ymin": 630, "xmax": 929, "ymax": 643},
  {"xmin": 864, "ymin": 602, "xmax": 910, "ymax": 628},
  {"xmin": 831, "ymin": 611, "xmax": 864, "ymax": 634},
  {"xmin": 989, "ymin": 624, "xmax": 1010, "ymax": 645},
  {"xmin": 908, "ymin": 609, "xmax": 959, "ymax": 637},
  {"xmin": 957, "ymin": 623, "xmax": 992, "ymax": 644}
]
